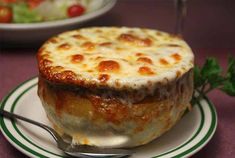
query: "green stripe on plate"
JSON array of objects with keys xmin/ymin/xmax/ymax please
[
  {"xmin": 155, "ymin": 97, "xmax": 217, "ymax": 158},
  {"xmin": 0, "ymin": 78, "xmax": 46, "ymax": 158},
  {"xmin": 175, "ymin": 96, "xmax": 217, "ymax": 158},
  {"xmin": 9, "ymin": 83, "xmax": 64, "ymax": 157},
  {"xmin": 0, "ymin": 77, "xmax": 64, "ymax": 158},
  {"xmin": 153, "ymin": 103, "xmax": 205, "ymax": 158}
]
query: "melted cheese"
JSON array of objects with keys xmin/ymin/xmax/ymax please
[{"xmin": 38, "ymin": 27, "xmax": 194, "ymax": 90}]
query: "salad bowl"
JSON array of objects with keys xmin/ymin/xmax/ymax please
[{"xmin": 0, "ymin": 0, "xmax": 116, "ymax": 45}]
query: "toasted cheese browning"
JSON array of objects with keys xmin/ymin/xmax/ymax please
[
  {"xmin": 98, "ymin": 60, "xmax": 120, "ymax": 72},
  {"xmin": 38, "ymin": 27, "xmax": 194, "ymax": 90},
  {"xmin": 71, "ymin": 54, "xmax": 84, "ymax": 63}
]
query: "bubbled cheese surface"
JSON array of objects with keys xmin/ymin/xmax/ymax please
[{"xmin": 38, "ymin": 27, "xmax": 194, "ymax": 89}]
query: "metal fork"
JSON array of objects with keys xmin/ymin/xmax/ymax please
[{"xmin": 0, "ymin": 109, "xmax": 133, "ymax": 158}]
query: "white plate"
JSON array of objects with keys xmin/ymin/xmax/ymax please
[
  {"xmin": 0, "ymin": 0, "xmax": 116, "ymax": 44},
  {"xmin": 0, "ymin": 77, "xmax": 217, "ymax": 158}
]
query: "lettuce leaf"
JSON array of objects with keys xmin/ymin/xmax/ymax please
[{"xmin": 12, "ymin": 3, "xmax": 42, "ymax": 23}]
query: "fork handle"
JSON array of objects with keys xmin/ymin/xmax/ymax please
[
  {"xmin": 0, "ymin": 109, "xmax": 134, "ymax": 157},
  {"xmin": 0, "ymin": 109, "xmax": 60, "ymax": 142}
]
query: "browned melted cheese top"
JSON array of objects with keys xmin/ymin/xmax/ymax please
[
  {"xmin": 98, "ymin": 60, "xmax": 120, "ymax": 72},
  {"xmin": 71, "ymin": 54, "xmax": 84, "ymax": 63},
  {"xmin": 37, "ymin": 27, "xmax": 194, "ymax": 89}
]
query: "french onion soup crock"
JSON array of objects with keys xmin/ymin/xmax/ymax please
[{"xmin": 37, "ymin": 27, "xmax": 194, "ymax": 148}]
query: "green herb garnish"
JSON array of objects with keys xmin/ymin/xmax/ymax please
[{"xmin": 191, "ymin": 56, "xmax": 235, "ymax": 105}]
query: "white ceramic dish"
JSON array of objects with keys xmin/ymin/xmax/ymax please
[
  {"xmin": 0, "ymin": 77, "xmax": 217, "ymax": 158},
  {"xmin": 0, "ymin": 0, "xmax": 116, "ymax": 44}
]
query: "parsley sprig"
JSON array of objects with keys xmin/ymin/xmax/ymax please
[{"xmin": 191, "ymin": 56, "xmax": 235, "ymax": 105}]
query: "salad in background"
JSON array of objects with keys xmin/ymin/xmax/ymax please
[{"xmin": 0, "ymin": 0, "xmax": 104, "ymax": 23}]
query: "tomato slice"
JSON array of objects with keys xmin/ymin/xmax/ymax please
[
  {"xmin": 0, "ymin": 6, "xmax": 12, "ymax": 23},
  {"xmin": 67, "ymin": 4, "xmax": 85, "ymax": 17}
]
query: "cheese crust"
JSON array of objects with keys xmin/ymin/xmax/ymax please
[
  {"xmin": 37, "ymin": 27, "xmax": 194, "ymax": 147},
  {"xmin": 37, "ymin": 27, "xmax": 194, "ymax": 91}
]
